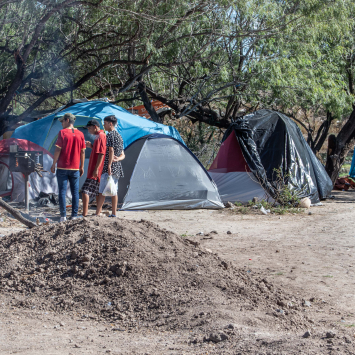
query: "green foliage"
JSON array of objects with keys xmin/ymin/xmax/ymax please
[
  {"xmin": 1, "ymin": 0, "xmax": 355, "ymax": 160},
  {"xmin": 272, "ymin": 168, "xmax": 301, "ymax": 207},
  {"xmin": 339, "ymin": 164, "xmax": 351, "ymax": 177},
  {"xmin": 0, "ymin": 0, "xmax": 232, "ymax": 118},
  {"xmin": 180, "ymin": 231, "xmax": 193, "ymax": 238},
  {"xmin": 254, "ymin": 0, "xmax": 355, "ymax": 122},
  {"xmin": 233, "ymin": 200, "xmax": 304, "ymax": 215},
  {"xmin": 239, "ymin": 207, "xmax": 249, "ymax": 214},
  {"xmin": 272, "ymin": 206, "xmax": 303, "ymax": 215}
]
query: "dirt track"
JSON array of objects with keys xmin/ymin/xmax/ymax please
[{"xmin": 0, "ymin": 190, "xmax": 355, "ymax": 354}]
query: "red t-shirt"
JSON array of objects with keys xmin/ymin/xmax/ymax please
[
  {"xmin": 87, "ymin": 130, "xmax": 106, "ymax": 181},
  {"xmin": 55, "ymin": 128, "xmax": 86, "ymax": 170}
]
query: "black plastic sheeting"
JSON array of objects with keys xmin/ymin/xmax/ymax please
[{"xmin": 223, "ymin": 110, "xmax": 333, "ymax": 203}]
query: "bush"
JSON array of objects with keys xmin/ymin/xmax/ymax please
[{"xmin": 272, "ymin": 168, "xmax": 302, "ymax": 207}]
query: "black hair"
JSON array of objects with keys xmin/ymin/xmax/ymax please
[
  {"xmin": 104, "ymin": 115, "xmax": 117, "ymax": 125},
  {"xmin": 87, "ymin": 119, "xmax": 100, "ymax": 127}
]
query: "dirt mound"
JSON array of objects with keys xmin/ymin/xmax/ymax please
[{"xmin": 0, "ymin": 218, "xmax": 314, "ymax": 331}]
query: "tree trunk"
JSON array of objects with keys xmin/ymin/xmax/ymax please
[
  {"xmin": 325, "ymin": 108, "xmax": 355, "ymax": 184},
  {"xmin": 325, "ymin": 135, "xmax": 339, "ymax": 183},
  {"xmin": 0, "ymin": 51, "xmax": 26, "ymax": 119},
  {"xmin": 313, "ymin": 111, "xmax": 334, "ymax": 154},
  {"xmin": 0, "ymin": 198, "xmax": 36, "ymax": 228},
  {"xmin": 0, "ymin": 117, "xmax": 9, "ymax": 137},
  {"xmin": 138, "ymin": 82, "xmax": 162, "ymax": 123},
  {"xmin": 325, "ymin": 137, "xmax": 355, "ymax": 184}
]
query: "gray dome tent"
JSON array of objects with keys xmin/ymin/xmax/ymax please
[{"xmin": 117, "ymin": 134, "xmax": 224, "ymax": 210}]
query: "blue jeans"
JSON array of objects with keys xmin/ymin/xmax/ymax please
[{"xmin": 56, "ymin": 169, "xmax": 80, "ymax": 217}]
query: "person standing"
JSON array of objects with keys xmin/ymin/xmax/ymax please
[
  {"xmin": 96, "ymin": 115, "xmax": 124, "ymax": 217},
  {"xmin": 50, "ymin": 113, "xmax": 85, "ymax": 222},
  {"xmin": 81, "ymin": 119, "xmax": 106, "ymax": 217}
]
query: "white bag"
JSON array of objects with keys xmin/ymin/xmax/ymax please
[{"xmin": 102, "ymin": 175, "xmax": 116, "ymax": 196}]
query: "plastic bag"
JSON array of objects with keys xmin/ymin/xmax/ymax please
[{"xmin": 102, "ymin": 175, "xmax": 116, "ymax": 196}]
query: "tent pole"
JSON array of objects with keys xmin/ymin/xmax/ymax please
[{"xmin": 25, "ymin": 173, "xmax": 29, "ymax": 211}]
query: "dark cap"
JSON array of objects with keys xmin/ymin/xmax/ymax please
[
  {"xmin": 58, "ymin": 113, "xmax": 76, "ymax": 122},
  {"xmin": 85, "ymin": 119, "xmax": 100, "ymax": 128}
]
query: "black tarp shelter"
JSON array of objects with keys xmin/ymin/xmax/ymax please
[{"xmin": 209, "ymin": 110, "xmax": 333, "ymax": 204}]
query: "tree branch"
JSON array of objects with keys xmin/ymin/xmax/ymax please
[
  {"xmin": 0, "ymin": 198, "xmax": 36, "ymax": 228},
  {"xmin": 138, "ymin": 81, "xmax": 161, "ymax": 123},
  {"xmin": 87, "ymin": 83, "xmax": 123, "ymax": 99},
  {"xmin": 145, "ymin": 86, "xmax": 231, "ymax": 128}
]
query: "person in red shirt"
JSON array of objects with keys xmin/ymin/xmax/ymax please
[
  {"xmin": 81, "ymin": 120, "xmax": 106, "ymax": 217},
  {"xmin": 50, "ymin": 113, "xmax": 86, "ymax": 222}
]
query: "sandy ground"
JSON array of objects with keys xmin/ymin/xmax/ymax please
[{"xmin": 1, "ymin": 190, "xmax": 355, "ymax": 354}]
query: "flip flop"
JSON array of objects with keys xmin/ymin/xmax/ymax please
[{"xmin": 108, "ymin": 214, "xmax": 116, "ymax": 217}]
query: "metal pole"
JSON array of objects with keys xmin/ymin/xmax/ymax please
[{"xmin": 25, "ymin": 173, "xmax": 29, "ymax": 211}]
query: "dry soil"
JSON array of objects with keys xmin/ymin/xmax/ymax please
[{"xmin": 0, "ymin": 190, "xmax": 354, "ymax": 354}]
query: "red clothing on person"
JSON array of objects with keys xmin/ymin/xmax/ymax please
[
  {"xmin": 87, "ymin": 130, "xmax": 106, "ymax": 181},
  {"xmin": 55, "ymin": 128, "xmax": 85, "ymax": 170}
]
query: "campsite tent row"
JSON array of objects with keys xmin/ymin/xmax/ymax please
[
  {"xmin": 11, "ymin": 101, "xmax": 184, "ymax": 190},
  {"xmin": 1, "ymin": 104, "xmax": 332, "ymax": 209},
  {"xmin": 4, "ymin": 101, "xmax": 224, "ymax": 209}
]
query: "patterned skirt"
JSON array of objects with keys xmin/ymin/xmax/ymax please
[{"xmin": 81, "ymin": 178, "xmax": 100, "ymax": 197}]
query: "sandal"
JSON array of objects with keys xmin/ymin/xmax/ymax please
[{"xmin": 108, "ymin": 214, "xmax": 116, "ymax": 217}]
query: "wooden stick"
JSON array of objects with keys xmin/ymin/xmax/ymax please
[{"xmin": 0, "ymin": 198, "xmax": 37, "ymax": 229}]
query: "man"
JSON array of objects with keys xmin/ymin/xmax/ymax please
[
  {"xmin": 51, "ymin": 113, "xmax": 86, "ymax": 222},
  {"xmin": 81, "ymin": 119, "xmax": 106, "ymax": 217},
  {"xmin": 96, "ymin": 115, "xmax": 124, "ymax": 217}
]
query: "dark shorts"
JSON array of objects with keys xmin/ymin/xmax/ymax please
[{"xmin": 81, "ymin": 178, "xmax": 100, "ymax": 197}]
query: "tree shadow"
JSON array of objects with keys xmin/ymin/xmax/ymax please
[{"xmin": 327, "ymin": 189, "xmax": 355, "ymax": 203}]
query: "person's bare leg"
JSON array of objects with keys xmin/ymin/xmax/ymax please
[
  {"xmin": 111, "ymin": 195, "xmax": 118, "ymax": 216},
  {"xmin": 82, "ymin": 193, "xmax": 89, "ymax": 216},
  {"xmin": 96, "ymin": 194, "xmax": 105, "ymax": 215}
]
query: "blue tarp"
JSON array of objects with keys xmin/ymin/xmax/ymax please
[
  {"xmin": 12, "ymin": 101, "xmax": 184, "ymax": 148},
  {"xmin": 12, "ymin": 114, "xmax": 55, "ymax": 148}
]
